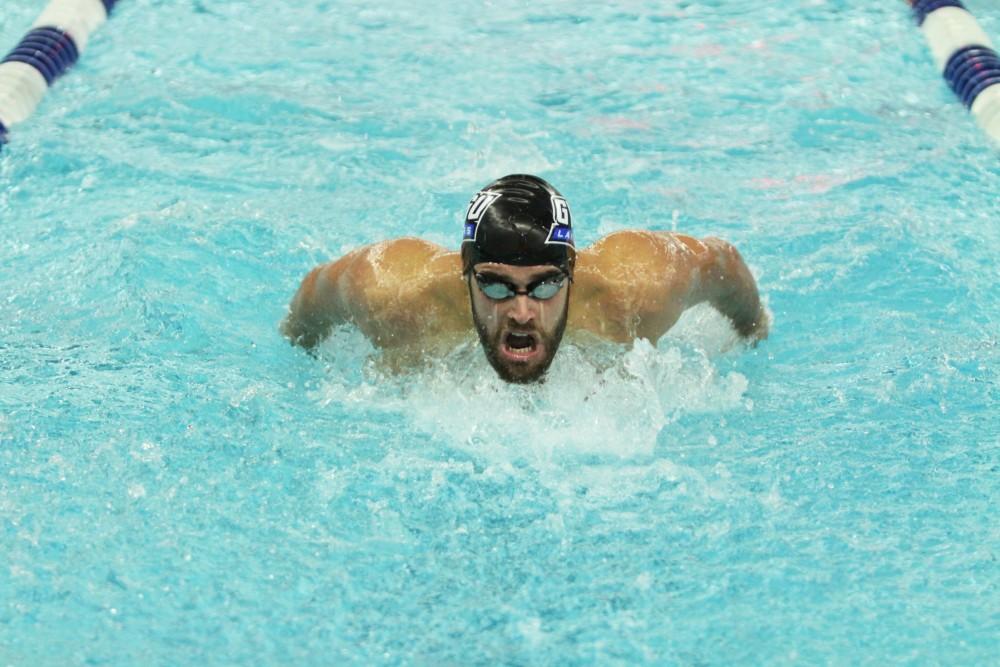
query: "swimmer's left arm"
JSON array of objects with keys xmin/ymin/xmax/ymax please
[{"xmin": 683, "ymin": 236, "xmax": 769, "ymax": 342}]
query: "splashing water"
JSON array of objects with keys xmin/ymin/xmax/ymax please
[{"xmin": 314, "ymin": 304, "xmax": 753, "ymax": 465}]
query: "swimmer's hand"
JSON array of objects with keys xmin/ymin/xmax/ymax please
[
  {"xmin": 735, "ymin": 305, "xmax": 770, "ymax": 346},
  {"xmin": 280, "ymin": 315, "xmax": 325, "ymax": 351},
  {"xmin": 701, "ymin": 238, "xmax": 769, "ymax": 346}
]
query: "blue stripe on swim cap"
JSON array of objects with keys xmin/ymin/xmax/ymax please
[
  {"xmin": 548, "ymin": 225, "xmax": 573, "ymax": 244},
  {"xmin": 911, "ymin": 0, "xmax": 966, "ymax": 26}
]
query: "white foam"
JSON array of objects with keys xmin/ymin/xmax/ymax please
[{"xmin": 312, "ymin": 310, "xmax": 752, "ymax": 468}]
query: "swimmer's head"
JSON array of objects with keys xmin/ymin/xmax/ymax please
[
  {"xmin": 461, "ymin": 174, "xmax": 575, "ymax": 278},
  {"xmin": 462, "ymin": 174, "xmax": 574, "ymax": 383}
]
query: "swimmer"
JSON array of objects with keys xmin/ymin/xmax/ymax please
[{"xmin": 282, "ymin": 174, "xmax": 768, "ymax": 383}]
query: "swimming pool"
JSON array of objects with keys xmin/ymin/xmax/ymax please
[{"xmin": 2, "ymin": 0, "xmax": 998, "ymax": 663}]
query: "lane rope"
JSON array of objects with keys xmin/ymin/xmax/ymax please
[
  {"xmin": 0, "ymin": 0, "xmax": 119, "ymax": 148},
  {"xmin": 2, "ymin": 2, "xmax": 996, "ymax": 146},
  {"xmin": 905, "ymin": 0, "xmax": 1000, "ymax": 142}
]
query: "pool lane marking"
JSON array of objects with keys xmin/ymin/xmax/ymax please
[
  {"xmin": 905, "ymin": 0, "xmax": 1000, "ymax": 141},
  {"xmin": 0, "ymin": 0, "xmax": 120, "ymax": 147}
]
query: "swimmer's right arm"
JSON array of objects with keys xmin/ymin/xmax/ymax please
[{"xmin": 281, "ymin": 253, "xmax": 358, "ymax": 349}]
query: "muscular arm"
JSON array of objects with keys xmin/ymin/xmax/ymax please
[
  {"xmin": 682, "ymin": 235, "xmax": 769, "ymax": 341},
  {"xmin": 280, "ymin": 249, "xmax": 361, "ymax": 349}
]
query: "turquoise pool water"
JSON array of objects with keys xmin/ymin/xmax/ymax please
[{"xmin": 2, "ymin": 0, "xmax": 998, "ymax": 663}]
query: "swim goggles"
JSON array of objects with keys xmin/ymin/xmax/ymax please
[{"xmin": 474, "ymin": 272, "xmax": 568, "ymax": 301}]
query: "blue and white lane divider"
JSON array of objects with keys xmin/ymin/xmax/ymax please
[
  {"xmin": 907, "ymin": 0, "xmax": 1000, "ymax": 142},
  {"xmin": 0, "ymin": 0, "xmax": 118, "ymax": 147}
]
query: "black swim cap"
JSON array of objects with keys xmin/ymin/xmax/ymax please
[{"xmin": 461, "ymin": 174, "xmax": 575, "ymax": 277}]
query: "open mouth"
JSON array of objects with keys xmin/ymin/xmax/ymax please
[{"xmin": 500, "ymin": 331, "xmax": 540, "ymax": 361}]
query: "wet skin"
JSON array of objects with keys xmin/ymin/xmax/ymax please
[{"xmin": 281, "ymin": 231, "xmax": 769, "ymax": 381}]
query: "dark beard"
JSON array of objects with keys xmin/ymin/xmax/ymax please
[{"xmin": 470, "ymin": 293, "xmax": 569, "ymax": 384}]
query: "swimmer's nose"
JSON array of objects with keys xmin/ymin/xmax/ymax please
[{"xmin": 507, "ymin": 294, "xmax": 536, "ymax": 324}]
